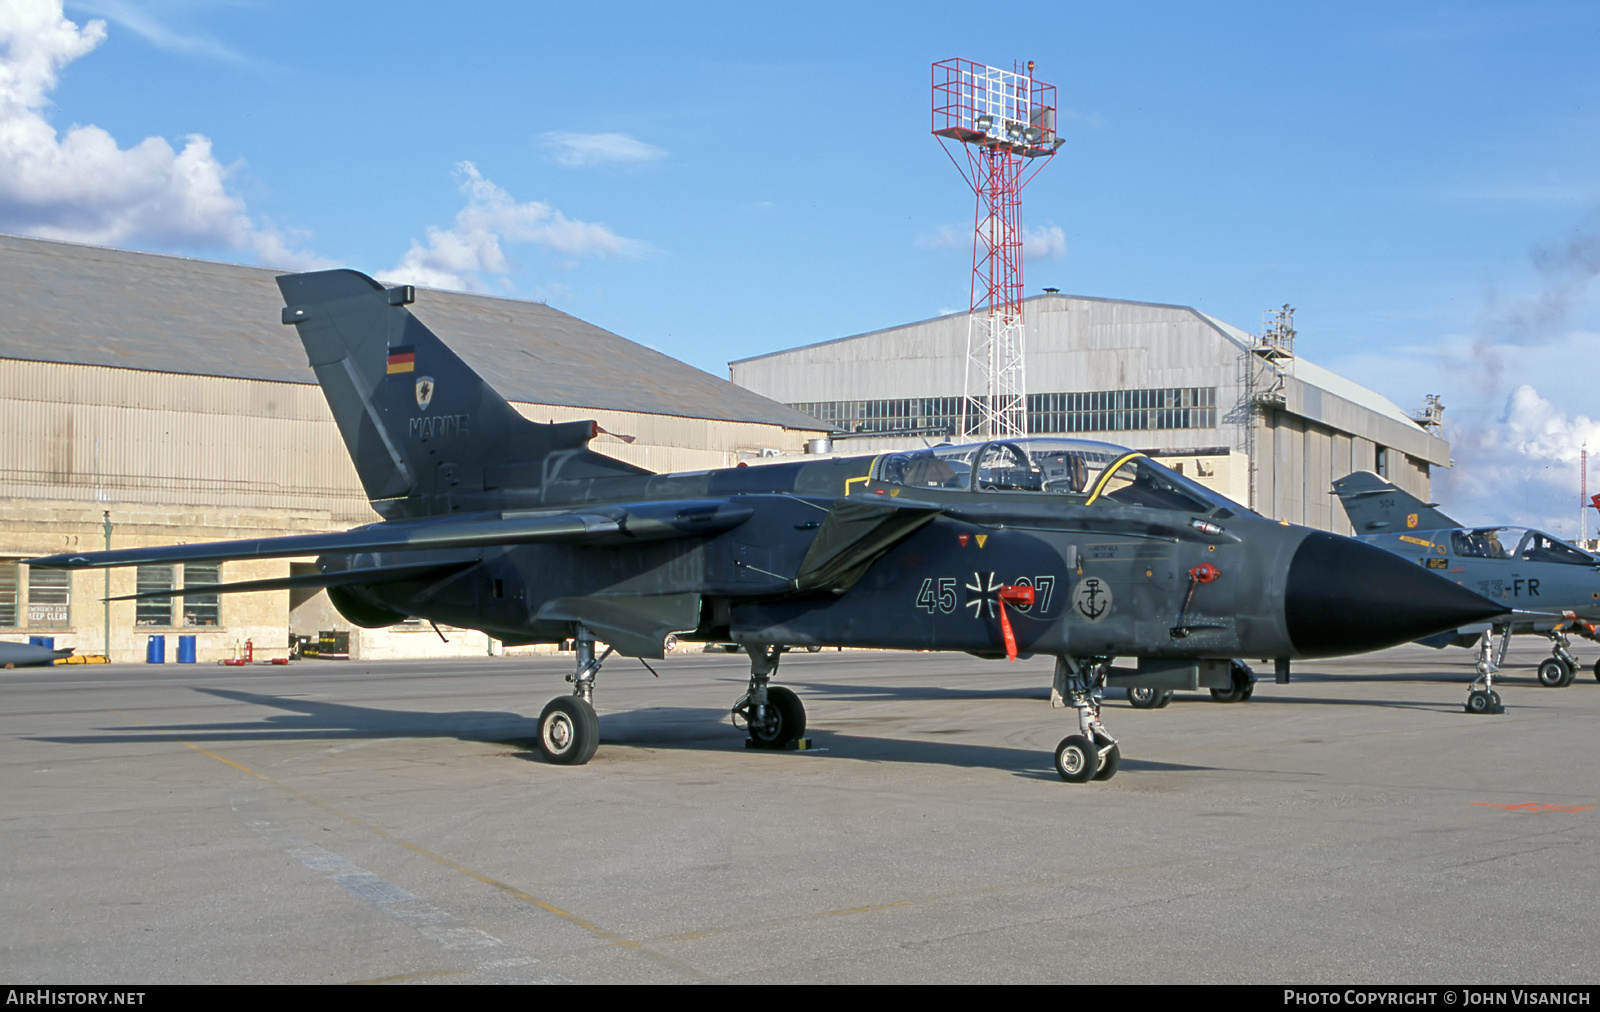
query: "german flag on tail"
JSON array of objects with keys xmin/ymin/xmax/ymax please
[{"xmin": 387, "ymin": 346, "xmax": 416, "ymax": 375}]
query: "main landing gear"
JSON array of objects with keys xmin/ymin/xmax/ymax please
[
  {"xmin": 1466, "ymin": 626, "xmax": 1508, "ymax": 715},
  {"xmin": 732, "ymin": 645, "xmax": 808, "ymax": 749},
  {"xmin": 1124, "ymin": 660, "xmax": 1253, "ymax": 708},
  {"xmin": 1052, "ymin": 657, "xmax": 1119, "ymax": 783},
  {"xmin": 1535, "ymin": 630, "xmax": 1578, "ymax": 688},
  {"xmin": 536, "ymin": 628, "xmax": 610, "ymax": 765},
  {"xmin": 1126, "ymin": 685, "xmax": 1172, "ymax": 709},
  {"xmin": 1210, "ymin": 660, "xmax": 1256, "ymax": 703}
]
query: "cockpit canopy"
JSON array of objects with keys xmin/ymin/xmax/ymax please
[
  {"xmin": 1449, "ymin": 527, "xmax": 1598, "ymax": 566},
  {"xmin": 871, "ymin": 438, "xmax": 1246, "ymax": 516}
]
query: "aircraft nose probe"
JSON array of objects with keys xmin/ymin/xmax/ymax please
[{"xmin": 1283, "ymin": 531, "xmax": 1507, "ymax": 657}]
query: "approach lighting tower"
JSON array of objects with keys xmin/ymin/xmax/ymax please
[{"xmin": 932, "ymin": 58, "xmax": 1062, "ymax": 439}]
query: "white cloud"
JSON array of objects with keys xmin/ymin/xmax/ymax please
[
  {"xmin": 0, "ymin": 0, "xmax": 325, "ymax": 266},
  {"xmin": 918, "ymin": 222, "xmax": 1068, "ymax": 260},
  {"xmin": 1024, "ymin": 223, "xmax": 1067, "ymax": 259},
  {"xmin": 541, "ymin": 131, "xmax": 665, "ymax": 167},
  {"xmin": 1318, "ymin": 213, "xmax": 1600, "ymax": 538},
  {"xmin": 384, "ymin": 161, "xmax": 646, "ymax": 293},
  {"xmin": 915, "ymin": 224, "xmax": 965, "ymax": 251},
  {"xmin": 1432, "ymin": 383, "xmax": 1600, "ymax": 538},
  {"xmin": 68, "ymin": 0, "xmax": 243, "ymax": 61}
]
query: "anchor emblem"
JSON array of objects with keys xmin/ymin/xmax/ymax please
[{"xmin": 1072, "ymin": 576, "xmax": 1112, "ymax": 623}]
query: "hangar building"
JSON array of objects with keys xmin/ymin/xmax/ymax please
[
  {"xmin": 0, "ymin": 235, "xmax": 826, "ymax": 663},
  {"xmin": 730, "ymin": 294, "xmax": 1448, "ymax": 531}
]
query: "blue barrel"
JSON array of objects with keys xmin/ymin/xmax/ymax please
[
  {"xmin": 146, "ymin": 635, "xmax": 165, "ymax": 664},
  {"xmin": 28, "ymin": 636, "xmax": 53, "ymax": 649},
  {"xmin": 177, "ymin": 635, "xmax": 197, "ymax": 664}
]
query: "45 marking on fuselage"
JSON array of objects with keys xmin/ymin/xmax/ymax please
[{"xmin": 913, "ymin": 574, "xmax": 1058, "ymax": 618}]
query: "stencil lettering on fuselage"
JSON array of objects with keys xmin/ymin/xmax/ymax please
[{"xmin": 410, "ymin": 414, "xmax": 471, "ymax": 440}]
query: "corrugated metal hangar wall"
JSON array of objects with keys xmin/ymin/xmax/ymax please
[
  {"xmin": 730, "ymin": 293, "xmax": 1449, "ymax": 532},
  {"xmin": 0, "ymin": 235, "xmax": 826, "ymax": 663}
]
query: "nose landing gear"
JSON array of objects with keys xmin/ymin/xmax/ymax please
[
  {"xmin": 1466, "ymin": 626, "xmax": 1508, "ymax": 715},
  {"xmin": 1053, "ymin": 657, "xmax": 1119, "ymax": 782}
]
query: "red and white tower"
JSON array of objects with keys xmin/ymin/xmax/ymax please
[{"xmin": 932, "ymin": 58, "xmax": 1062, "ymax": 439}]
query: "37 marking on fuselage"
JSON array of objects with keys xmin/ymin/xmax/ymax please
[{"xmin": 916, "ymin": 573, "xmax": 1057, "ymax": 616}]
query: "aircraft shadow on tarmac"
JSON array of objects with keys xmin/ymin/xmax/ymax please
[
  {"xmin": 777, "ymin": 678, "xmax": 1053, "ymax": 704},
  {"xmin": 30, "ymin": 686, "xmax": 541, "ymax": 746},
  {"xmin": 592, "ymin": 702, "xmax": 1216, "ymax": 776},
  {"xmin": 1122, "ymin": 693, "xmax": 1481, "ymax": 714},
  {"xmin": 30, "ymin": 686, "xmax": 1220, "ymax": 777}
]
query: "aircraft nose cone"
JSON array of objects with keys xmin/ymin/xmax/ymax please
[{"xmin": 1284, "ymin": 531, "xmax": 1505, "ymax": 658}]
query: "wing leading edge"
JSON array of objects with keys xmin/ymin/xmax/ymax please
[{"xmin": 27, "ymin": 499, "xmax": 755, "ymax": 570}]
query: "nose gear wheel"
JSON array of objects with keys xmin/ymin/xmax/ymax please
[{"xmin": 1052, "ymin": 656, "xmax": 1119, "ymax": 782}]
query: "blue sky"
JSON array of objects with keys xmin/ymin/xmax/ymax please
[{"xmin": 6, "ymin": 1, "xmax": 1600, "ymax": 534}]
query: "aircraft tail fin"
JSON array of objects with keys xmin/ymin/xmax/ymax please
[
  {"xmin": 277, "ymin": 270, "xmax": 647, "ymax": 516},
  {"xmin": 1332, "ymin": 471, "xmax": 1461, "ymax": 534}
]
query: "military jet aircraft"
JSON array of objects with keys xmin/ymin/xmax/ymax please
[
  {"xmin": 0, "ymin": 641, "xmax": 73, "ymax": 668},
  {"xmin": 29, "ymin": 270, "xmax": 1504, "ymax": 781},
  {"xmin": 1334, "ymin": 470, "xmax": 1600, "ymax": 711}
]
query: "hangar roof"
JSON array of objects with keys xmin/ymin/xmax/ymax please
[
  {"xmin": 0, "ymin": 233, "xmax": 822, "ymax": 430},
  {"xmin": 731, "ymin": 291, "xmax": 1427, "ymax": 433}
]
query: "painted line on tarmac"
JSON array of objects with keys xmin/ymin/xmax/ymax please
[
  {"xmin": 643, "ymin": 866, "xmax": 1147, "ymax": 946},
  {"xmin": 114, "ymin": 710, "xmax": 708, "ymax": 982},
  {"xmin": 250, "ymin": 819, "xmax": 565, "ymax": 984}
]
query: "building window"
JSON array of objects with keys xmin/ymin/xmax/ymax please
[
  {"xmin": 182, "ymin": 563, "xmax": 220, "ymax": 627},
  {"xmin": 27, "ymin": 567, "xmax": 69, "ymax": 628},
  {"xmin": 135, "ymin": 564, "xmax": 223, "ymax": 627},
  {"xmin": 135, "ymin": 565, "xmax": 174, "ymax": 626},
  {"xmin": 1376, "ymin": 447, "xmax": 1389, "ymax": 478},
  {"xmin": 0, "ymin": 561, "xmax": 17, "ymax": 628},
  {"xmin": 789, "ymin": 387, "xmax": 1218, "ymax": 438}
]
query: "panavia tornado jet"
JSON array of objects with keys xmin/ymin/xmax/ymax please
[
  {"xmin": 1335, "ymin": 470, "xmax": 1600, "ymax": 712},
  {"xmin": 30, "ymin": 271, "xmax": 1505, "ymax": 781}
]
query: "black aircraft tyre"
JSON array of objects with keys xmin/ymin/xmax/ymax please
[
  {"xmin": 537, "ymin": 696, "xmax": 600, "ymax": 765},
  {"xmin": 1210, "ymin": 662, "xmax": 1254, "ymax": 703},
  {"xmin": 748, "ymin": 686, "xmax": 806, "ymax": 749},
  {"xmin": 1092, "ymin": 733, "xmax": 1120, "ymax": 781},
  {"xmin": 1126, "ymin": 686, "xmax": 1163, "ymax": 709},
  {"xmin": 1154, "ymin": 689, "xmax": 1173, "ymax": 708},
  {"xmin": 1538, "ymin": 657, "xmax": 1572, "ymax": 688},
  {"xmin": 1594, "ymin": 658, "xmax": 1600, "ymax": 683},
  {"xmin": 1465, "ymin": 689, "xmax": 1498, "ymax": 715},
  {"xmin": 1055, "ymin": 734, "xmax": 1098, "ymax": 783}
]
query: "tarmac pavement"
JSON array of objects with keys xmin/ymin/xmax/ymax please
[{"xmin": 1, "ymin": 641, "xmax": 1595, "ymax": 984}]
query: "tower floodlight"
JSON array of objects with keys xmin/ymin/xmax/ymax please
[{"xmin": 932, "ymin": 58, "xmax": 1062, "ymax": 440}]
